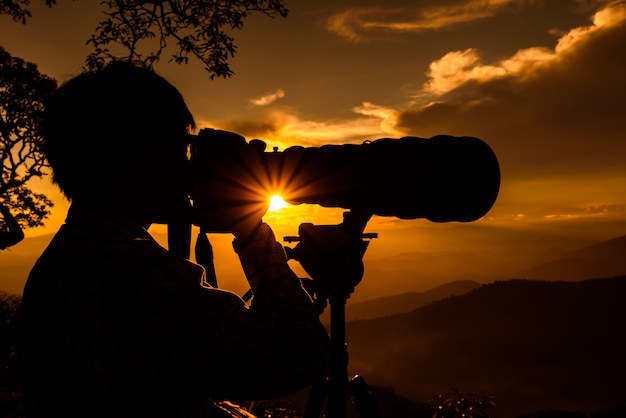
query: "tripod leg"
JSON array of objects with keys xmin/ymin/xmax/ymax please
[{"xmin": 326, "ymin": 297, "xmax": 349, "ymax": 418}]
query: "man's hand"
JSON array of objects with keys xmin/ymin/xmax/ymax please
[{"xmin": 191, "ymin": 129, "xmax": 270, "ymax": 239}]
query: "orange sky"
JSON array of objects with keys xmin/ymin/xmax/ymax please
[{"xmin": 2, "ymin": 0, "xmax": 626, "ymax": 300}]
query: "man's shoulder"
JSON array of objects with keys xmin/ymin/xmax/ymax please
[
  {"xmin": 30, "ymin": 220, "xmax": 203, "ymax": 284},
  {"xmin": 26, "ymin": 200, "xmax": 205, "ymax": 292}
]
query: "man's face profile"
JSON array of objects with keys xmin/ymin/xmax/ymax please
[{"xmin": 136, "ymin": 127, "xmax": 193, "ymax": 225}]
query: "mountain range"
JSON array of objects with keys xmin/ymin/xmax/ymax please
[
  {"xmin": 325, "ymin": 233, "xmax": 626, "ymax": 325},
  {"xmin": 515, "ymin": 234, "xmax": 626, "ymax": 281},
  {"xmin": 313, "ymin": 235, "xmax": 626, "ymax": 416},
  {"xmin": 321, "ymin": 279, "xmax": 481, "ymax": 324},
  {"xmin": 344, "ymin": 276, "xmax": 626, "ymax": 417}
]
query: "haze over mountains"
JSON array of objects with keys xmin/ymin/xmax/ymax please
[
  {"xmin": 345, "ymin": 277, "xmax": 626, "ymax": 417},
  {"xmin": 0, "ymin": 233, "xmax": 53, "ymax": 295},
  {"xmin": 323, "ymin": 235, "xmax": 626, "ymax": 416},
  {"xmin": 322, "ymin": 280, "xmax": 482, "ymax": 324},
  {"xmin": 516, "ymin": 234, "xmax": 626, "ymax": 281}
]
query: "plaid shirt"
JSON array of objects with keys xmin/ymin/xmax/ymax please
[{"xmin": 20, "ymin": 200, "xmax": 329, "ymax": 418}]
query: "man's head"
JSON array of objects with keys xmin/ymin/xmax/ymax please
[{"xmin": 43, "ymin": 61, "xmax": 195, "ymax": 223}]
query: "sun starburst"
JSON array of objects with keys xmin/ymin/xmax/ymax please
[{"xmin": 268, "ymin": 194, "xmax": 289, "ymax": 212}]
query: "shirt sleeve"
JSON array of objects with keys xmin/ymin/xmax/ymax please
[
  {"xmin": 233, "ymin": 223, "xmax": 319, "ymax": 318},
  {"xmin": 131, "ymin": 224, "xmax": 330, "ymax": 402}
]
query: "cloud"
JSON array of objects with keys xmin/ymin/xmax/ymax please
[
  {"xmin": 352, "ymin": 102, "xmax": 401, "ymax": 136},
  {"xmin": 249, "ymin": 88, "xmax": 285, "ymax": 106},
  {"xmin": 543, "ymin": 204, "xmax": 626, "ymax": 220},
  {"xmin": 423, "ymin": 48, "xmax": 508, "ymax": 95},
  {"xmin": 327, "ymin": 0, "xmax": 539, "ymax": 42},
  {"xmin": 202, "ymin": 103, "xmax": 403, "ymax": 150},
  {"xmin": 394, "ymin": 1, "xmax": 626, "ymax": 177},
  {"xmin": 493, "ymin": 175, "xmax": 626, "ymax": 221},
  {"xmin": 423, "ymin": 1, "xmax": 626, "ymax": 96}
]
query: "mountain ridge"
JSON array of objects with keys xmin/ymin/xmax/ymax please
[
  {"xmin": 516, "ymin": 234, "xmax": 626, "ymax": 280},
  {"xmin": 345, "ymin": 276, "xmax": 626, "ymax": 417},
  {"xmin": 322, "ymin": 280, "xmax": 481, "ymax": 323}
]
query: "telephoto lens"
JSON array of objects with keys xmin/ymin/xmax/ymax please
[
  {"xmin": 190, "ymin": 129, "xmax": 500, "ymax": 224},
  {"xmin": 263, "ymin": 135, "xmax": 500, "ymax": 222}
]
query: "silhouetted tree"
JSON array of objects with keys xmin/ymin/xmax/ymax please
[
  {"xmin": 3, "ymin": 0, "xmax": 289, "ymax": 78},
  {"xmin": 85, "ymin": 0, "xmax": 289, "ymax": 78},
  {"xmin": 0, "ymin": 0, "xmax": 288, "ymax": 78},
  {"xmin": 0, "ymin": 0, "xmax": 57, "ymax": 24},
  {"xmin": 0, "ymin": 46, "xmax": 56, "ymax": 235},
  {"xmin": 0, "ymin": 204, "xmax": 24, "ymax": 249}
]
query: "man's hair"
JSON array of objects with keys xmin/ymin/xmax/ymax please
[{"xmin": 42, "ymin": 61, "xmax": 195, "ymax": 199}]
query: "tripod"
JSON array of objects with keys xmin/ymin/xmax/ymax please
[{"xmin": 284, "ymin": 211, "xmax": 382, "ymax": 418}]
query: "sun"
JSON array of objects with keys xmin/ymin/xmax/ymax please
[{"xmin": 268, "ymin": 194, "xmax": 289, "ymax": 212}]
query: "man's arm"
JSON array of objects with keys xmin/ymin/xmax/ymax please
[
  {"xmin": 228, "ymin": 222, "xmax": 330, "ymax": 398},
  {"xmin": 132, "ymin": 228, "xmax": 329, "ymax": 401}
]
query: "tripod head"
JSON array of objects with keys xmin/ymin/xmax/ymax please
[{"xmin": 283, "ymin": 210, "xmax": 377, "ymax": 302}]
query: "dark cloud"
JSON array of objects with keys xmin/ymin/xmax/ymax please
[
  {"xmin": 219, "ymin": 119, "xmax": 280, "ymax": 140},
  {"xmin": 395, "ymin": 4, "xmax": 626, "ymax": 179}
]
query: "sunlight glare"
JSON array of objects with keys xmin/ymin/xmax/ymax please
[{"xmin": 268, "ymin": 195, "xmax": 289, "ymax": 212}]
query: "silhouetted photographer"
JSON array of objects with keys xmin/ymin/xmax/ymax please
[{"xmin": 20, "ymin": 62, "xmax": 330, "ymax": 418}]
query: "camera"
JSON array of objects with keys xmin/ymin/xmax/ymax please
[{"xmin": 189, "ymin": 128, "xmax": 500, "ymax": 229}]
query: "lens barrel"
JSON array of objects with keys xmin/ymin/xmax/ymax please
[
  {"xmin": 262, "ymin": 135, "xmax": 499, "ymax": 222},
  {"xmin": 192, "ymin": 130, "xmax": 500, "ymax": 223}
]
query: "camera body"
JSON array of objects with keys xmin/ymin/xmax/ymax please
[{"xmin": 189, "ymin": 128, "xmax": 500, "ymax": 230}]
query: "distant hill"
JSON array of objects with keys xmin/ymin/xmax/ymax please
[
  {"xmin": 322, "ymin": 280, "xmax": 481, "ymax": 324},
  {"xmin": 0, "ymin": 234, "xmax": 54, "ymax": 295},
  {"xmin": 517, "ymin": 234, "xmax": 626, "ymax": 281},
  {"xmin": 345, "ymin": 276, "xmax": 626, "ymax": 418}
]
